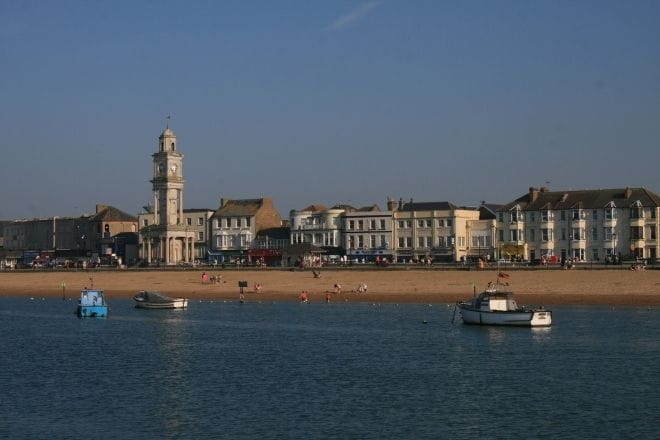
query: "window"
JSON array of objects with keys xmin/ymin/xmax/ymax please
[
  {"xmin": 418, "ymin": 237, "xmax": 425, "ymax": 247},
  {"xmin": 426, "ymin": 220, "xmax": 432, "ymax": 227},
  {"xmin": 370, "ymin": 235, "xmax": 376, "ymax": 248},
  {"xmin": 561, "ymin": 228, "xmax": 566, "ymax": 240},
  {"xmin": 592, "ymin": 227, "xmax": 598, "ymax": 240},
  {"xmin": 398, "ymin": 220, "xmax": 405, "ymax": 228},
  {"xmin": 224, "ymin": 218, "xmax": 230, "ymax": 228},
  {"xmin": 630, "ymin": 226, "xmax": 644, "ymax": 240},
  {"xmin": 418, "ymin": 220, "xmax": 425, "ymax": 228},
  {"xmin": 499, "ymin": 230, "xmax": 504, "ymax": 242},
  {"xmin": 604, "ymin": 227, "xmax": 613, "ymax": 240},
  {"xmin": 380, "ymin": 235, "xmax": 386, "ymax": 247},
  {"xmin": 349, "ymin": 220, "xmax": 355, "ymax": 230},
  {"xmin": 380, "ymin": 219, "xmax": 386, "ymax": 229},
  {"xmin": 571, "ymin": 228, "xmax": 584, "ymax": 240},
  {"xmin": 245, "ymin": 217, "xmax": 251, "ymax": 227},
  {"xmin": 560, "ymin": 211, "xmax": 566, "ymax": 221},
  {"xmin": 592, "ymin": 248, "xmax": 599, "ymax": 261},
  {"xmin": 605, "ymin": 207, "xmax": 616, "ymax": 220},
  {"xmin": 358, "ymin": 235, "xmax": 364, "ymax": 248},
  {"xmin": 406, "ymin": 220, "xmax": 412, "ymax": 228},
  {"xmin": 233, "ymin": 218, "xmax": 239, "ymax": 228},
  {"xmin": 541, "ymin": 228, "xmax": 552, "ymax": 241},
  {"xmin": 406, "ymin": 237, "xmax": 412, "ymax": 248},
  {"xmin": 446, "ymin": 219, "xmax": 452, "ymax": 227},
  {"xmin": 529, "ymin": 229, "xmax": 535, "ymax": 241},
  {"xmin": 398, "ymin": 237, "xmax": 405, "ymax": 248},
  {"xmin": 198, "ymin": 217, "xmax": 204, "ymax": 226},
  {"xmin": 349, "ymin": 236, "xmax": 355, "ymax": 249},
  {"xmin": 541, "ymin": 210, "xmax": 550, "ymax": 222},
  {"xmin": 198, "ymin": 231, "xmax": 204, "ymax": 241},
  {"xmin": 572, "ymin": 210, "xmax": 582, "ymax": 220},
  {"xmin": 510, "ymin": 209, "xmax": 520, "ymax": 222},
  {"xmin": 497, "ymin": 212, "xmax": 504, "ymax": 223},
  {"xmin": 592, "ymin": 210, "xmax": 598, "ymax": 220},
  {"xmin": 529, "ymin": 212, "xmax": 535, "ymax": 222},
  {"xmin": 652, "ymin": 209, "xmax": 657, "ymax": 219},
  {"xmin": 370, "ymin": 220, "xmax": 376, "ymax": 230},
  {"xmin": 650, "ymin": 225, "xmax": 656, "ymax": 240},
  {"xmin": 143, "ymin": 219, "xmax": 148, "ymax": 227},
  {"xmin": 358, "ymin": 220, "xmax": 364, "ymax": 230},
  {"xmin": 510, "ymin": 230, "xmax": 519, "ymax": 241},
  {"xmin": 438, "ymin": 219, "xmax": 445, "ymax": 227}
]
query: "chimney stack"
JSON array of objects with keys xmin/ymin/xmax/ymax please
[
  {"xmin": 529, "ymin": 187, "xmax": 539, "ymax": 202},
  {"xmin": 387, "ymin": 197, "xmax": 396, "ymax": 212},
  {"xmin": 625, "ymin": 187, "xmax": 632, "ymax": 199}
]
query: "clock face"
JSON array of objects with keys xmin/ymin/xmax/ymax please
[
  {"xmin": 170, "ymin": 164, "xmax": 177, "ymax": 174},
  {"xmin": 158, "ymin": 163, "xmax": 166, "ymax": 174}
]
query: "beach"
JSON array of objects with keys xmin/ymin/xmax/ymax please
[{"xmin": 1, "ymin": 268, "xmax": 659, "ymax": 305}]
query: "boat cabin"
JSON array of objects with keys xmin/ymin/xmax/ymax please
[
  {"xmin": 79, "ymin": 289, "xmax": 105, "ymax": 306},
  {"xmin": 476, "ymin": 291, "xmax": 518, "ymax": 312}
]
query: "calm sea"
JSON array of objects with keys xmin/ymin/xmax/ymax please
[{"xmin": 0, "ymin": 296, "xmax": 658, "ymax": 439}]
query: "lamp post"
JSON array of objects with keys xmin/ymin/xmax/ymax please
[{"xmin": 611, "ymin": 232, "xmax": 617, "ymax": 264}]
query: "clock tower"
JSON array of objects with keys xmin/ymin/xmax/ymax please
[
  {"xmin": 139, "ymin": 127, "xmax": 196, "ymax": 265},
  {"xmin": 152, "ymin": 128, "xmax": 184, "ymax": 226}
]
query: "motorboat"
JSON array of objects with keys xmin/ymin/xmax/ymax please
[
  {"xmin": 133, "ymin": 291, "xmax": 188, "ymax": 309},
  {"xmin": 456, "ymin": 283, "xmax": 552, "ymax": 327},
  {"xmin": 76, "ymin": 289, "xmax": 109, "ymax": 318}
]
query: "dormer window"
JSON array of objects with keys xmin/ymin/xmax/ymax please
[
  {"xmin": 571, "ymin": 209, "xmax": 585, "ymax": 220},
  {"xmin": 630, "ymin": 201, "xmax": 643, "ymax": 219},
  {"xmin": 509, "ymin": 207, "xmax": 521, "ymax": 223},
  {"xmin": 541, "ymin": 210, "xmax": 551, "ymax": 222},
  {"xmin": 605, "ymin": 202, "xmax": 616, "ymax": 220}
]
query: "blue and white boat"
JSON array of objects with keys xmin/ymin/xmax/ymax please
[{"xmin": 76, "ymin": 289, "xmax": 108, "ymax": 318}]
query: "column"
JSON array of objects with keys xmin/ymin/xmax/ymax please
[
  {"xmin": 184, "ymin": 236, "xmax": 189, "ymax": 262},
  {"xmin": 153, "ymin": 192, "xmax": 158, "ymax": 225},
  {"xmin": 189, "ymin": 237, "xmax": 194, "ymax": 262},
  {"xmin": 165, "ymin": 236, "xmax": 170, "ymax": 264},
  {"xmin": 146, "ymin": 239, "xmax": 152, "ymax": 263},
  {"xmin": 179, "ymin": 189, "xmax": 184, "ymax": 226}
]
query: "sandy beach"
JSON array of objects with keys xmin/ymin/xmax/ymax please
[{"xmin": 1, "ymin": 268, "xmax": 660, "ymax": 305}]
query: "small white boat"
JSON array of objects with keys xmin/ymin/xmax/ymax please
[
  {"xmin": 134, "ymin": 291, "xmax": 188, "ymax": 309},
  {"xmin": 457, "ymin": 284, "xmax": 551, "ymax": 327}
]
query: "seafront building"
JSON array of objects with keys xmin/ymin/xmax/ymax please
[
  {"xmin": 390, "ymin": 198, "xmax": 481, "ymax": 262},
  {"xmin": 0, "ymin": 204, "xmax": 137, "ymax": 267},
  {"xmin": 289, "ymin": 204, "xmax": 346, "ymax": 258},
  {"xmin": 342, "ymin": 205, "xmax": 394, "ymax": 262},
  {"xmin": 138, "ymin": 128, "xmax": 197, "ymax": 265},
  {"xmin": 208, "ymin": 198, "xmax": 283, "ymax": 263},
  {"xmin": 496, "ymin": 187, "xmax": 660, "ymax": 262}
]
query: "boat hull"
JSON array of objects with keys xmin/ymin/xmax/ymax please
[
  {"xmin": 77, "ymin": 305, "xmax": 108, "ymax": 318},
  {"xmin": 458, "ymin": 305, "xmax": 552, "ymax": 327},
  {"xmin": 134, "ymin": 298, "xmax": 188, "ymax": 309}
]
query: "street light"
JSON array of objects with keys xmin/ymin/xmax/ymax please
[{"xmin": 611, "ymin": 232, "xmax": 617, "ymax": 264}]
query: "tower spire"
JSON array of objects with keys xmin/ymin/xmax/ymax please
[{"xmin": 165, "ymin": 114, "xmax": 171, "ymax": 129}]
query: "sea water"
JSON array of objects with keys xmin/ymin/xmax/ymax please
[{"xmin": 0, "ymin": 297, "xmax": 658, "ymax": 439}]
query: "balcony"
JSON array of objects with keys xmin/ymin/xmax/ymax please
[
  {"xmin": 603, "ymin": 218, "xmax": 617, "ymax": 227},
  {"xmin": 630, "ymin": 217, "xmax": 645, "ymax": 227}
]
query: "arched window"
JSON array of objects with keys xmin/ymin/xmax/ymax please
[
  {"xmin": 171, "ymin": 142, "xmax": 175, "ymax": 150},
  {"xmin": 160, "ymin": 142, "xmax": 164, "ymax": 151}
]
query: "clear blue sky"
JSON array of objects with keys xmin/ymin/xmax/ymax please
[{"xmin": 1, "ymin": 0, "xmax": 659, "ymax": 219}]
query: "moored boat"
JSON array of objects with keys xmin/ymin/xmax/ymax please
[
  {"xmin": 457, "ymin": 278, "xmax": 551, "ymax": 327},
  {"xmin": 76, "ymin": 289, "xmax": 108, "ymax": 318},
  {"xmin": 134, "ymin": 291, "xmax": 188, "ymax": 309}
]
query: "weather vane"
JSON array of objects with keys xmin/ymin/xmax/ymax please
[{"xmin": 165, "ymin": 114, "xmax": 172, "ymax": 128}]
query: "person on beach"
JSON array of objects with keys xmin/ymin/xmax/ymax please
[
  {"xmin": 300, "ymin": 291, "xmax": 308, "ymax": 302},
  {"xmin": 254, "ymin": 283, "xmax": 262, "ymax": 293},
  {"xmin": 201, "ymin": 272, "xmax": 208, "ymax": 283},
  {"xmin": 334, "ymin": 283, "xmax": 342, "ymax": 294},
  {"xmin": 325, "ymin": 292, "xmax": 331, "ymax": 303}
]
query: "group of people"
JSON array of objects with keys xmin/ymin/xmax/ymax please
[{"xmin": 201, "ymin": 272, "xmax": 224, "ymax": 284}]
